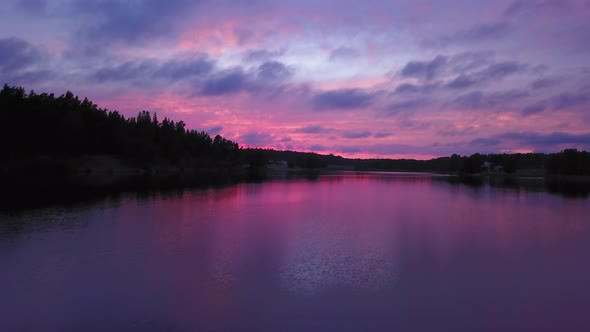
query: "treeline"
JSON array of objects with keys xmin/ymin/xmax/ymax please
[
  {"xmin": 244, "ymin": 148, "xmax": 590, "ymax": 176},
  {"xmin": 1, "ymin": 84, "xmax": 588, "ymax": 176},
  {"xmin": 545, "ymin": 149, "xmax": 590, "ymax": 176},
  {"xmin": 242, "ymin": 149, "xmax": 343, "ymax": 169},
  {"xmin": 0, "ymin": 85, "xmax": 239, "ymax": 164}
]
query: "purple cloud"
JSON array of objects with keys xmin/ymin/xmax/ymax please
[
  {"xmin": 425, "ymin": 22, "xmax": 511, "ymax": 48},
  {"xmin": 257, "ymin": 61, "xmax": 293, "ymax": 81},
  {"xmin": 467, "ymin": 131, "xmax": 590, "ymax": 152},
  {"xmin": 448, "ymin": 51, "xmax": 495, "ymax": 73},
  {"xmin": 70, "ymin": 0, "xmax": 197, "ymax": 45},
  {"xmin": 329, "ymin": 46, "xmax": 361, "ymax": 61},
  {"xmin": 0, "ymin": 37, "xmax": 50, "ymax": 84},
  {"xmin": 207, "ymin": 125, "xmax": 223, "ymax": 133},
  {"xmin": 242, "ymin": 49, "xmax": 285, "ymax": 63},
  {"xmin": 445, "ymin": 75, "xmax": 478, "ymax": 89},
  {"xmin": 452, "ymin": 90, "xmax": 529, "ymax": 110},
  {"xmin": 201, "ymin": 69, "xmax": 249, "ymax": 96},
  {"xmin": 16, "ymin": 0, "xmax": 47, "ymax": 13},
  {"xmin": 239, "ymin": 131, "xmax": 273, "ymax": 146},
  {"xmin": 341, "ymin": 131, "xmax": 372, "ymax": 139},
  {"xmin": 309, "ymin": 144, "xmax": 327, "ymax": 151},
  {"xmin": 387, "ymin": 98, "xmax": 431, "ymax": 114},
  {"xmin": 504, "ymin": 0, "xmax": 572, "ymax": 16},
  {"xmin": 445, "ymin": 61, "xmax": 528, "ymax": 89},
  {"xmin": 399, "ymin": 55, "xmax": 448, "ymax": 81},
  {"xmin": 91, "ymin": 58, "xmax": 214, "ymax": 83},
  {"xmin": 501, "ymin": 132, "xmax": 590, "ymax": 146},
  {"xmin": 530, "ymin": 77, "xmax": 559, "ymax": 90},
  {"xmin": 312, "ymin": 88, "xmax": 375, "ymax": 110},
  {"xmin": 295, "ymin": 125, "xmax": 333, "ymax": 134},
  {"xmin": 551, "ymin": 93, "xmax": 590, "ymax": 110},
  {"xmin": 0, "ymin": 37, "xmax": 42, "ymax": 73},
  {"xmin": 394, "ymin": 82, "xmax": 438, "ymax": 94},
  {"xmin": 155, "ymin": 58, "xmax": 214, "ymax": 80},
  {"xmin": 521, "ymin": 104, "xmax": 546, "ymax": 116},
  {"xmin": 374, "ymin": 132, "xmax": 393, "ymax": 138}
]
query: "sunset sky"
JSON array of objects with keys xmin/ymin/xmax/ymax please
[{"xmin": 1, "ymin": 0, "xmax": 590, "ymax": 158}]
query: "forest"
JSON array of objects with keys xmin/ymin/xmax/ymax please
[
  {"xmin": 2, "ymin": 84, "xmax": 589, "ymax": 178},
  {"xmin": 0, "ymin": 85, "xmax": 240, "ymax": 165}
]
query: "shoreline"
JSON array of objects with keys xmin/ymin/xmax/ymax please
[{"xmin": 2, "ymin": 154, "xmax": 590, "ymax": 210}]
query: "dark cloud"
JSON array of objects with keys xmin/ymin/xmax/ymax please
[
  {"xmin": 425, "ymin": 22, "xmax": 511, "ymax": 48},
  {"xmin": 234, "ymin": 27, "xmax": 254, "ymax": 45},
  {"xmin": 551, "ymin": 93, "xmax": 589, "ymax": 110},
  {"xmin": 0, "ymin": 37, "xmax": 50, "ymax": 84},
  {"xmin": 294, "ymin": 125, "xmax": 333, "ymax": 134},
  {"xmin": 448, "ymin": 51, "xmax": 495, "ymax": 73},
  {"xmin": 312, "ymin": 88, "xmax": 375, "ymax": 110},
  {"xmin": 201, "ymin": 69, "xmax": 249, "ymax": 96},
  {"xmin": 155, "ymin": 58, "xmax": 214, "ymax": 79},
  {"xmin": 394, "ymin": 83, "xmax": 420, "ymax": 94},
  {"xmin": 469, "ymin": 137, "xmax": 502, "ymax": 146},
  {"xmin": 397, "ymin": 52, "xmax": 500, "ymax": 90},
  {"xmin": 374, "ymin": 132, "xmax": 393, "ymax": 138},
  {"xmin": 91, "ymin": 61, "xmax": 154, "ymax": 82},
  {"xmin": 504, "ymin": 0, "xmax": 572, "ymax": 16},
  {"xmin": 309, "ymin": 144, "xmax": 327, "ymax": 151},
  {"xmin": 341, "ymin": 131, "xmax": 372, "ymax": 139},
  {"xmin": 438, "ymin": 126, "xmax": 477, "ymax": 137},
  {"xmin": 242, "ymin": 49, "xmax": 285, "ymax": 63},
  {"xmin": 16, "ymin": 0, "xmax": 47, "ymax": 13},
  {"xmin": 393, "ymin": 82, "xmax": 438, "ymax": 94},
  {"xmin": 0, "ymin": 37, "xmax": 42, "ymax": 73},
  {"xmin": 398, "ymin": 119, "xmax": 433, "ymax": 130},
  {"xmin": 91, "ymin": 57, "xmax": 214, "ymax": 83},
  {"xmin": 452, "ymin": 90, "xmax": 529, "ymax": 109},
  {"xmin": 399, "ymin": 55, "xmax": 448, "ymax": 81},
  {"xmin": 479, "ymin": 61, "xmax": 526, "ymax": 80},
  {"xmin": 207, "ymin": 126, "xmax": 223, "ymax": 133},
  {"xmin": 530, "ymin": 77, "xmax": 559, "ymax": 90},
  {"xmin": 386, "ymin": 98, "xmax": 430, "ymax": 114},
  {"xmin": 500, "ymin": 131, "xmax": 590, "ymax": 146},
  {"xmin": 71, "ymin": 0, "xmax": 195, "ymax": 44},
  {"xmin": 455, "ymin": 22, "xmax": 511, "ymax": 42},
  {"xmin": 445, "ymin": 61, "xmax": 528, "ymax": 89},
  {"xmin": 468, "ymin": 131, "xmax": 590, "ymax": 151},
  {"xmin": 279, "ymin": 137, "xmax": 292, "ymax": 142},
  {"xmin": 521, "ymin": 104, "xmax": 546, "ymax": 116},
  {"xmin": 400, "ymin": 53, "xmax": 527, "ymax": 91},
  {"xmin": 329, "ymin": 46, "xmax": 361, "ymax": 61},
  {"xmin": 239, "ymin": 131, "xmax": 273, "ymax": 146},
  {"xmin": 336, "ymin": 146, "xmax": 363, "ymax": 153},
  {"xmin": 445, "ymin": 75, "xmax": 477, "ymax": 89},
  {"xmin": 90, "ymin": 56, "xmax": 293, "ymax": 96},
  {"xmin": 257, "ymin": 61, "xmax": 293, "ymax": 81}
]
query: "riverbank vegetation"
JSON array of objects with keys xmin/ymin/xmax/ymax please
[{"xmin": 2, "ymin": 84, "xmax": 589, "ymax": 182}]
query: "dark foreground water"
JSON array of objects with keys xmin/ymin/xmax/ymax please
[{"xmin": 1, "ymin": 173, "xmax": 590, "ymax": 332}]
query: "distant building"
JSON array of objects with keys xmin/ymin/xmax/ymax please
[
  {"xmin": 493, "ymin": 165, "xmax": 504, "ymax": 173},
  {"xmin": 481, "ymin": 161, "xmax": 505, "ymax": 173}
]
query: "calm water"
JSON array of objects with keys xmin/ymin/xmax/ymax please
[{"xmin": 1, "ymin": 173, "xmax": 590, "ymax": 332}]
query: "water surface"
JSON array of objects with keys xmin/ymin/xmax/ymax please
[{"xmin": 1, "ymin": 173, "xmax": 590, "ymax": 331}]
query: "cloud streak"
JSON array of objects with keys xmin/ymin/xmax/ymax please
[{"xmin": 312, "ymin": 89, "xmax": 376, "ymax": 110}]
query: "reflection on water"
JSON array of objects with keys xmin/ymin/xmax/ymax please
[{"xmin": 1, "ymin": 172, "xmax": 590, "ymax": 332}]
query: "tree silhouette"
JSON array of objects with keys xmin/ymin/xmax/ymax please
[{"xmin": 0, "ymin": 84, "xmax": 241, "ymax": 165}]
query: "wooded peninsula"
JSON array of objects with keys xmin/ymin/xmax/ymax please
[{"xmin": 1, "ymin": 84, "xmax": 589, "ymax": 205}]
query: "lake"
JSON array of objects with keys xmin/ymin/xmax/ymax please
[{"xmin": 1, "ymin": 172, "xmax": 590, "ymax": 332}]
